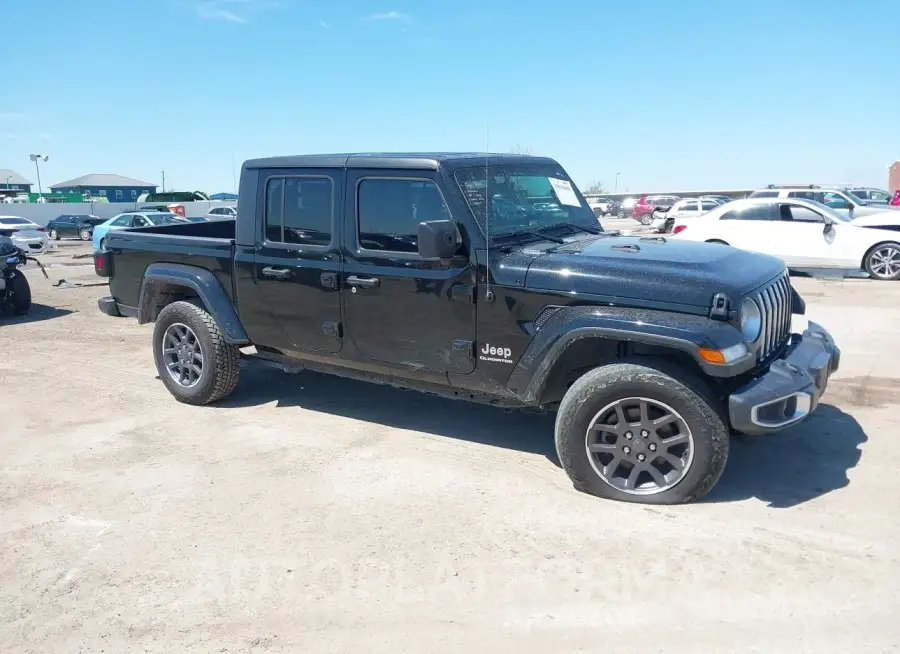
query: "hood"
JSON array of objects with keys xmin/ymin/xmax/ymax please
[
  {"xmin": 848, "ymin": 210, "xmax": 900, "ymax": 229},
  {"xmin": 524, "ymin": 236, "xmax": 784, "ymax": 309},
  {"xmin": 844, "ymin": 204, "xmax": 900, "ymax": 219}
]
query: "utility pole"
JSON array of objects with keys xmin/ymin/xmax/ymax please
[
  {"xmin": 29, "ymin": 154, "xmax": 49, "ymax": 200},
  {"xmin": 161, "ymin": 170, "xmax": 166, "ymax": 192}
]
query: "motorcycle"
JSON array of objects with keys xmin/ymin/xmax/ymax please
[{"xmin": 0, "ymin": 235, "xmax": 48, "ymax": 316}]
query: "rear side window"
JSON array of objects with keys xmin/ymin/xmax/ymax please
[
  {"xmin": 357, "ymin": 178, "xmax": 450, "ymax": 253},
  {"xmin": 265, "ymin": 176, "xmax": 333, "ymax": 246},
  {"xmin": 750, "ymin": 191, "xmax": 778, "ymax": 198},
  {"xmin": 722, "ymin": 205, "xmax": 772, "ymax": 220},
  {"xmin": 700, "ymin": 201, "xmax": 719, "ymax": 210}
]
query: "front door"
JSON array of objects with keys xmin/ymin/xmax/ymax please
[
  {"xmin": 341, "ymin": 170, "xmax": 477, "ymax": 374},
  {"xmin": 253, "ymin": 168, "xmax": 343, "ymax": 354},
  {"xmin": 770, "ymin": 203, "xmax": 856, "ymax": 268}
]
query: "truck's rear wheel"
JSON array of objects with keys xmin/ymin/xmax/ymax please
[
  {"xmin": 554, "ymin": 360, "xmax": 729, "ymax": 504},
  {"xmin": 152, "ymin": 301, "xmax": 240, "ymax": 405}
]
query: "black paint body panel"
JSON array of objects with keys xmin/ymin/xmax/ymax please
[{"xmin": 101, "ymin": 152, "xmax": 798, "ymax": 409}]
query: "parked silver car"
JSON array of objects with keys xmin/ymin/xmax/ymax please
[
  {"xmin": 749, "ymin": 185, "xmax": 900, "ymax": 219},
  {"xmin": 0, "ymin": 216, "xmax": 50, "ymax": 254}
]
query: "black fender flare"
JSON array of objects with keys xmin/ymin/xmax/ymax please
[
  {"xmin": 138, "ymin": 263, "xmax": 250, "ymax": 345},
  {"xmin": 506, "ymin": 305, "xmax": 750, "ymax": 405}
]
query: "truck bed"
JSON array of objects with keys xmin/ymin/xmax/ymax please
[{"xmin": 105, "ymin": 219, "xmax": 237, "ymax": 309}]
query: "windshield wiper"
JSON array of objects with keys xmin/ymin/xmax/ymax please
[
  {"xmin": 535, "ymin": 221, "xmax": 601, "ymax": 237},
  {"xmin": 491, "ymin": 229, "xmax": 565, "ymax": 245}
]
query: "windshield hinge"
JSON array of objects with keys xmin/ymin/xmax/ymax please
[{"xmin": 709, "ymin": 292, "xmax": 731, "ymax": 320}]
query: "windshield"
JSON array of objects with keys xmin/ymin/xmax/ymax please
[{"xmin": 454, "ymin": 164, "xmax": 600, "ymax": 238}]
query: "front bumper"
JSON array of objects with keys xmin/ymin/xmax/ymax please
[{"xmin": 728, "ymin": 321, "xmax": 840, "ymax": 435}]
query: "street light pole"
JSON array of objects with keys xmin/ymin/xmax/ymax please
[
  {"xmin": 29, "ymin": 153, "xmax": 49, "ymax": 200},
  {"xmin": 615, "ymin": 172, "xmax": 621, "ymax": 193}
]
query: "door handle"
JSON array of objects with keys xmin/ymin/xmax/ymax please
[
  {"xmin": 261, "ymin": 266, "xmax": 291, "ymax": 280},
  {"xmin": 346, "ymin": 275, "xmax": 380, "ymax": 288}
]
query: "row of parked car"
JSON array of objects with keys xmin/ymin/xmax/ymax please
[
  {"xmin": 0, "ymin": 205, "xmax": 238, "ymax": 255},
  {"xmin": 636, "ymin": 186, "xmax": 900, "ymax": 281}
]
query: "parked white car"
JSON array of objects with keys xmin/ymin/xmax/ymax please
[
  {"xmin": 206, "ymin": 206, "xmax": 237, "ymax": 220},
  {"xmin": 651, "ymin": 197, "xmax": 723, "ymax": 232},
  {"xmin": 0, "ymin": 216, "xmax": 50, "ymax": 254},
  {"xmin": 670, "ymin": 198, "xmax": 900, "ymax": 281}
]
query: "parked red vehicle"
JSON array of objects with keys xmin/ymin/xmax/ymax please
[
  {"xmin": 890, "ymin": 190, "xmax": 900, "ymax": 207},
  {"xmin": 632, "ymin": 195, "xmax": 680, "ymax": 225}
]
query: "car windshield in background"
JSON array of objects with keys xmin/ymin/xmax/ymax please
[
  {"xmin": 0, "ymin": 217, "xmax": 30, "ymax": 225},
  {"xmin": 806, "ymin": 200, "xmax": 852, "ymax": 222},
  {"xmin": 454, "ymin": 165, "xmax": 600, "ymax": 238}
]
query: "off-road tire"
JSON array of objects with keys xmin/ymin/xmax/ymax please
[
  {"xmin": 863, "ymin": 242, "xmax": 900, "ymax": 281},
  {"xmin": 10, "ymin": 274, "xmax": 31, "ymax": 315},
  {"xmin": 49, "ymin": 229, "xmax": 60, "ymax": 240},
  {"xmin": 79, "ymin": 227, "xmax": 92, "ymax": 241},
  {"xmin": 554, "ymin": 359, "xmax": 729, "ymax": 505},
  {"xmin": 152, "ymin": 301, "xmax": 240, "ymax": 405}
]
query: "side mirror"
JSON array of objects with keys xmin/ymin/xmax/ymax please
[
  {"xmin": 418, "ymin": 220, "xmax": 460, "ymax": 259},
  {"xmin": 823, "ymin": 221, "xmax": 834, "ymax": 235}
]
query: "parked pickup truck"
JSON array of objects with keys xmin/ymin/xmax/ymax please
[{"xmin": 94, "ymin": 153, "xmax": 840, "ymax": 505}]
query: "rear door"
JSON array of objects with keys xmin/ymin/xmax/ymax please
[
  {"xmin": 715, "ymin": 203, "xmax": 776, "ymax": 252},
  {"xmin": 341, "ymin": 170, "xmax": 477, "ymax": 374},
  {"xmin": 57, "ymin": 215, "xmax": 75, "ymax": 236},
  {"xmin": 252, "ymin": 168, "xmax": 343, "ymax": 354}
]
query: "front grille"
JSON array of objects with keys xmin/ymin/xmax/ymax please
[{"xmin": 754, "ymin": 273, "xmax": 792, "ymax": 360}]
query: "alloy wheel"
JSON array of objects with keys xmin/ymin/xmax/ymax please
[
  {"xmin": 585, "ymin": 397, "xmax": 694, "ymax": 495},
  {"xmin": 870, "ymin": 246, "xmax": 900, "ymax": 280},
  {"xmin": 80, "ymin": 228, "xmax": 92, "ymax": 241},
  {"xmin": 161, "ymin": 322, "xmax": 204, "ymax": 388}
]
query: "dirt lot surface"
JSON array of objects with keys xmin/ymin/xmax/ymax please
[{"xmin": 2, "ymin": 240, "xmax": 898, "ymax": 653}]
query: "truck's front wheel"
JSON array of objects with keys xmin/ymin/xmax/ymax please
[
  {"xmin": 555, "ymin": 361, "xmax": 729, "ymax": 504},
  {"xmin": 152, "ymin": 301, "xmax": 240, "ymax": 405}
]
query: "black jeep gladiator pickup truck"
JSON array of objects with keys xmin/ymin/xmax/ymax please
[{"xmin": 95, "ymin": 153, "xmax": 840, "ymax": 505}]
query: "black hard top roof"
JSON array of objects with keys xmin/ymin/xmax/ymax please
[{"xmin": 242, "ymin": 152, "xmax": 559, "ymax": 171}]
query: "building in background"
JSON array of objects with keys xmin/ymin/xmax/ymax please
[
  {"xmin": 889, "ymin": 161, "xmax": 900, "ymax": 192},
  {"xmin": 49, "ymin": 173, "xmax": 157, "ymax": 202},
  {"xmin": 0, "ymin": 169, "xmax": 34, "ymax": 198}
]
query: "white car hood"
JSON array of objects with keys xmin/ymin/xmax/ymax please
[{"xmin": 849, "ymin": 210, "xmax": 900, "ymax": 229}]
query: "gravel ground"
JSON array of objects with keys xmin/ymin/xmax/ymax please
[{"xmin": 1, "ymin": 241, "xmax": 898, "ymax": 653}]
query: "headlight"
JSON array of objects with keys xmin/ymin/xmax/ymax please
[{"xmin": 740, "ymin": 297, "xmax": 762, "ymax": 342}]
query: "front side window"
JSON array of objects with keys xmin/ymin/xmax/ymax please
[
  {"xmin": 454, "ymin": 164, "xmax": 597, "ymax": 238},
  {"xmin": 358, "ymin": 178, "xmax": 450, "ymax": 253},
  {"xmin": 265, "ymin": 176, "xmax": 332, "ymax": 246},
  {"xmin": 680, "ymin": 201, "xmax": 699, "ymax": 212},
  {"xmin": 111, "ymin": 215, "xmax": 133, "ymax": 226},
  {"xmin": 700, "ymin": 201, "xmax": 719, "ymax": 211}
]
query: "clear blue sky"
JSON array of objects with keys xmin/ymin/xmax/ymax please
[{"xmin": 2, "ymin": 0, "xmax": 898, "ymax": 194}]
